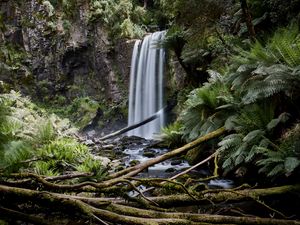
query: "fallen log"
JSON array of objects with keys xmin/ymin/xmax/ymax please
[
  {"xmin": 104, "ymin": 127, "xmax": 226, "ymax": 182},
  {"xmin": 143, "ymin": 184, "xmax": 300, "ymax": 207},
  {"xmin": 99, "ymin": 109, "xmax": 162, "ymax": 141},
  {"xmin": 0, "ymin": 184, "xmax": 299, "ymax": 225}
]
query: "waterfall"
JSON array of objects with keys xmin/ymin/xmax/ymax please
[{"xmin": 128, "ymin": 31, "xmax": 166, "ymax": 139}]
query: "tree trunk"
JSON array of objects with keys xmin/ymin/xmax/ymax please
[{"xmin": 240, "ymin": 0, "xmax": 256, "ymax": 41}]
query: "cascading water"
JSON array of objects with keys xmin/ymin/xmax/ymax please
[{"xmin": 128, "ymin": 31, "xmax": 166, "ymax": 139}]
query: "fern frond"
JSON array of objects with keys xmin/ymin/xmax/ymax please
[
  {"xmin": 36, "ymin": 119, "xmax": 56, "ymax": 144},
  {"xmin": 266, "ymin": 164, "xmax": 285, "ymax": 177},
  {"xmin": 242, "ymin": 129, "xmax": 265, "ymax": 143},
  {"xmin": 218, "ymin": 133, "xmax": 243, "ymax": 151},
  {"xmin": 1, "ymin": 141, "xmax": 33, "ymax": 172},
  {"xmin": 284, "ymin": 157, "xmax": 300, "ymax": 174}
]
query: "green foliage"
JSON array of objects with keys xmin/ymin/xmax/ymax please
[
  {"xmin": 2, "ymin": 141, "xmax": 33, "ymax": 173},
  {"xmin": 169, "ymin": 22, "xmax": 300, "ymax": 180},
  {"xmin": 256, "ymin": 123, "xmax": 300, "ymax": 178},
  {"xmin": 159, "ymin": 0, "xmax": 231, "ymax": 74},
  {"xmin": 0, "ymin": 42, "xmax": 27, "ymax": 71},
  {"xmin": 32, "ymin": 138, "xmax": 106, "ymax": 179},
  {"xmin": 161, "ymin": 121, "xmax": 183, "ymax": 147},
  {"xmin": 40, "ymin": 96, "xmax": 102, "ymax": 129},
  {"xmin": 233, "ymin": 24, "xmax": 300, "ymax": 68},
  {"xmin": 180, "ymin": 71, "xmax": 232, "ymax": 141},
  {"xmin": 42, "ymin": 1, "xmax": 55, "ymax": 17},
  {"xmin": 212, "ymin": 24, "xmax": 300, "ymax": 177},
  {"xmin": 66, "ymin": 97, "xmax": 100, "ymax": 128},
  {"xmin": 36, "ymin": 119, "xmax": 56, "ymax": 144},
  {"xmin": 76, "ymin": 156, "xmax": 107, "ymax": 181},
  {"xmin": 88, "ymin": 0, "xmax": 146, "ymax": 39},
  {"xmin": 61, "ymin": 0, "xmax": 77, "ymax": 18},
  {"xmin": 0, "ymin": 92, "xmax": 107, "ymax": 178},
  {"xmin": 120, "ymin": 18, "xmax": 145, "ymax": 39},
  {"xmin": 218, "ymin": 102, "xmax": 287, "ymax": 173},
  {"xmin": 34, "ymin": 138, "xmax": 90, "ymax": 175},
  {"xmin": 227, "ymin": 24, "xmax": 300, "ymax": 105},
  {"xmin": 241, "ymin": 65, "xmax": 300, "ymax": 104}
]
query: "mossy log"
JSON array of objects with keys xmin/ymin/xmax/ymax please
[
  {"xmin": 1, "ymin": 184, "xmax": 299, "ymax": 225},
  {"xmin": 143, "ymin": 184, "xmax": 300, "ymax": 207}
]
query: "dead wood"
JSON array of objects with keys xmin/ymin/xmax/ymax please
[
  {"xmin": 99, "ymin": 111, "xmax": 160, "ymax": 141},
  {"xmin": 0, "ymin": 184, "xmax": 299, "ymax": 225}
]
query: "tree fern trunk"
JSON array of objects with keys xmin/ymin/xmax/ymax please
[{"xmin": 240, "ymin": 0, "xmax": 256, "ymax": 41}]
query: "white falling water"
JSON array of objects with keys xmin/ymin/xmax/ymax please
[{"xmin": 128, "ymin": 31, "xmax": 166, "ymax": 139}]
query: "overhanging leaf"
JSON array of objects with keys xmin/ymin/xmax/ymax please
[{"xmin": 284, "ymin": 157, "xmax": 300, "ymax": 173}]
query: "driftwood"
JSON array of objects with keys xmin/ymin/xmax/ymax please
[{"xmin": 1, "ymin": 128, "xmax": 300, "ymax": 225}]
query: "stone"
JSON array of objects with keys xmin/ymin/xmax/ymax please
[
  {"xmin": 143, "ymin": 150, "xmax": 156, "ymax": 158},
  {"xmin": 84, "ymin": 139, "xmax": 94, "ymax": 146},
  {"xmin": 91, "ymin": 155, "xmax": 111, "ymax": 168},
  {"xmin": 165, "ymin": 168, "xmax": 176, "ymax": 173},
  {"xmin": 129, "ymin": 160, "xmax": 140, "ymax": 166},
  {"xmin": 171, "ymin": 159, "xmax": 182, "ymax": 166}
]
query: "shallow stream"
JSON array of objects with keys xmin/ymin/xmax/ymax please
[{"xmin": 118, "ymin": 136, "xmax": 234, "ymax": 189}]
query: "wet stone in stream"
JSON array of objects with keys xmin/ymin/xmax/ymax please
[{"xmin": 89, "ymin": 134, "xmax": 235, "ymax": 188}]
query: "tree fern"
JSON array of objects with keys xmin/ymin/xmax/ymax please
[
  {"xmin": 181, "ymin": 74, "xmax": 232, "ymax": 141},
  {"xmin": 256, "ymin": 123, "xmax": 300, "ymax": 178},
  {"xmin": 228, "ymin": 23, "xmax": 300, "ymax": 106},
  {"xmin": 267, "ymin": 24, "xmax": 300, "ymax": 67},
  {"xmin": 241, "ymin": 64, "xmax": 300, "ymax": 104},
  {"xmin": 232, "ymin": 23, "xmax": 300, "ymax": 68},
  {"xmin": 218, "ymin": 102, "xmax": 289, "ymax": 174}
]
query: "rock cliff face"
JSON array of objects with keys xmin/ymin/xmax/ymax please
[{"xmin": 1, "ymin": 0, "xmax": 133, "ymax": 105}]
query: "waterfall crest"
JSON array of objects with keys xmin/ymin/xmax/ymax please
[{"xmin": 128, "ymin": 31, "xmax": 166, "ymax": 139}]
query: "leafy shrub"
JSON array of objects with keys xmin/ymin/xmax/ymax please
[{"xmin": 67, "ymin": 97, "xmax": 100, "ymax": 128}]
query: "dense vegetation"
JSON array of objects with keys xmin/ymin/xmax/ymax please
[
  {"xmin": 0, "ymin": 92, "xmax": 106, "ymax": 178},
  {"xmin": 1, "ymin": 0, "xmax": 300, "ymax": 224},
  {"xmin": 160, "ymin": 0, "xmax": 300, "ymax": 182}
]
